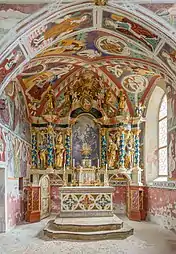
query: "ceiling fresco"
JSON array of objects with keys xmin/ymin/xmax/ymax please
[
  {"xmin": 18, "ymin": 28, "xmax": 164, "ymax": 120},
  {"xmin": 0, "ymin": 1, "xmax": 176, "ymax": 124}
]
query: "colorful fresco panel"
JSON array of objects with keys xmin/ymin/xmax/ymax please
[
  {"xmin": 28, "ymin": 10, "xmax": 93, "ymax": 52},
  {"xmin": 102, "ymin": 11, "xmax": 160, "ymax": 52},
  {"xmin": 168, "ymin": 129, "xmax": 176, "ymax": 180},
  {"xmin": 0, "ymin": 46, "xmax": 25, "ymax": 84},
  {"xmin": 167, "ymin": 84, "xmax": 176, "ymax": 130},
  {"xmin": 158, "ymin": 43, "xmax": 176, "ymax": 75}
]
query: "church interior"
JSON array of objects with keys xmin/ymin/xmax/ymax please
[{"xmin": 0, "ymin": 0, "xmax": 176, "ymax": 253}]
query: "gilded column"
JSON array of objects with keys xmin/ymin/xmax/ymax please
[
  {"xmin": 47, "ymin": 125, "xmax": 54, "ymax": 169},
  {"xmin": 101, "ymin": 128, "xmax": 107, "ymax": 167},
  {"xmin": 65, "ymin": 128, "xmax": 71, "ymax": 166},
  {"xmin": 31, "ymin": 128, "xmax": 38, "ymax": 169},
  {"xmin": 119, "ymin": 128, "xmax": 125, "ymax": 170}
]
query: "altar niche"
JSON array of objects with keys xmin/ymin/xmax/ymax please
[{"xmin": 72, "ymin": 114, "xmax": 100, "ymax": 168}]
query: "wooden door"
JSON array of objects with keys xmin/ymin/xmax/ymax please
[{"xmin": 40, "ymin": 175, "xmax": 50, "ymax": 219}]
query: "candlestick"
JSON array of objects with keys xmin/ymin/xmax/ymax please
[
  {"xmin": 64, "ymin": 163, "xmax": 66, "ymax": 172},
  {"xmin": 98, "ymin": 159, "xmax": 100, "ymax": 168},
  {"xmin": 106, "ymin": 163, "xmax": 108, "ymax": 173},
  {"xmin": 73, "ymin": 159, "xmax": 75, "ymax": 168}
]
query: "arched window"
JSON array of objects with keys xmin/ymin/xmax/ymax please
[{"xmin": 158, "ymin": 94, "xmax": 168, "ymax": 176}]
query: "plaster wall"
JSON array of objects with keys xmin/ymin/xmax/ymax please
[
  {"xmin": 146, "ymin": 187, "xmax": 176, "ymax": 232},
  {"xmin": 0, "ymin": 168, "xmax": 6, "ymax": 232}
]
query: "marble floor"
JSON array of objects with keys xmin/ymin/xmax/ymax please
[{"xmin": 0, "ymin": 216, "xmax": 175, "ymax": 254}]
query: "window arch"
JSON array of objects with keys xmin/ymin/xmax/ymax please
[{"xmin": 158, "ymin": 94, "xmax": 168, "ymax": 176}]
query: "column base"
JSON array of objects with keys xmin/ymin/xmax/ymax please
[{"xmin": 25, "ymin": 211, "xmax": 40, "ymax": 223}]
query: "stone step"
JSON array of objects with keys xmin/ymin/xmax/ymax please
[
  {"xmin": 43, "ymin": 222, "xmax": 133, "ymax": 241},
  {"xmin": 51, "ymin": 215, "xmax": 123, "ymax": 232}
]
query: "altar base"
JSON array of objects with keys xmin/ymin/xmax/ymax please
[
  {"xmin": 43, "ymin": 215, "xmax": 133, "ymax": 241},
  {"xmin": 60, "ymin": 186, "xmax": 114, "ymax": 218}
]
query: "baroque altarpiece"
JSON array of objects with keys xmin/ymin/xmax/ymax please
[{"xmin": 26, "ymin": 69, "xmax": 146, "ymax": 222}]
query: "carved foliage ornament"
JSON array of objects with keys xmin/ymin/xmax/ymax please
[{"xmin": 94, "ymin": 0, "xmax": 107, "ymax": 6}]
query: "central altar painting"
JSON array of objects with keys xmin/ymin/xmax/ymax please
[{"xmin": 72, "ymin": 115, "xmax": 99, "ymax": 167}]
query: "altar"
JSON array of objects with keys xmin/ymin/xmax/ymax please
[{"xmin": 60, "ymin": 186, "xmax": 114, "ymax": 218}]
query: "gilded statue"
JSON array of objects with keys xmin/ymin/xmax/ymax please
[
  {"xmin": 73, "ymin": 69, "xmax": 100, "ymax": 100},
  {"xmin": 118, "ymin": 90, "xmax": 126, "ymax": 114},
  {"xmin": 55, "ymin": 133, "xmax": 65, "ymax": 168},
  {"xmin": 125, "ymin": 136, "xmax": 134, "ymax": 169},
  {"xmin": 135, "ymin": 102, "xmax": 145, "ymax": 117},
  {"xmin": 45, "ymin": 85, "xmax": 55, "ymax": 114},
  {"xmin": 39, "ymin": 146, "xmax": 47, "ymax": 169},
  {"xmin": 103, "ymin": 89, "xmax": 117, "ymax": 117},
  {"xmin": 108, "ymin": 137, "xmax": 117, "ymax": 168}
]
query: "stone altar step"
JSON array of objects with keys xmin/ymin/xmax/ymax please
[
  {"xmin": 43, "ymin": 215, "xmax": 134, "ymax": 241},
  {"xmin": 52, "ymin": 215, "xmax": 123, "ymax": 232}
]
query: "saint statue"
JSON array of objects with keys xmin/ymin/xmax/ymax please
[
  {"xmin": 124, "ymin": 137, "xmax": 134, "ymax": 169},
  {"xmin": 45, "ymin": 85, "xmax": 55, "ymax": 115},
  {"xmin": 108, "ymin": 137, "xmax": 117, "ymax": 168},
  {"xmin": 39, "ymin": 146, "xmax": 47, "ymax": 169},
  {"xmin": 135, "ymin": 102, "xmax": 145, "ymax": 117},
  {"xmin": 118, "ymin": 90, "xmax": 126, "ymax": 114},
  {"xmin": 55, "ymin": 133, "xmax": 65, "ymax": 168}
]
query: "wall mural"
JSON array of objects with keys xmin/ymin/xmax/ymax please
[
  {"xmin": 158, "ymin": 43, "xmax": 176, "ymax": 75},
  {"xmin": 0, "ymin": 126, "xmax": 31, "ymax": 179},
  {"xmin": 167, "ymin": 84, "xmax": 176, "ymax": 130},
  {"xmin": 168, "ymin": 129, "xmax": 176, "ymax": 180},
  {"xmin": 0, "ymin": 46, "xmax": 25, "ymax": 85},
  {"xmin": 0, "ymin": 4, "xmax": 45, "ymax": 38},
  {"xmin": 0, "ymin": 168, "xmax": 5, "ymax": 232},
  {"xmin": 27, "ymin": 10, "xmax": 93, "ymax": 53},
  {"xmin": 142, "ymin": 4, "xmax": 176, "ymax": 29},
  {"xmin": 0, "ymin": 80, "xmax": 30, "ymax": 142},
  {"xmin": 102, "ymin": 11, "xmax": 160, "ymax": 52},
  {"xmin": 72, "ymin": 115, "xmax": 99, "ymax": 167}
]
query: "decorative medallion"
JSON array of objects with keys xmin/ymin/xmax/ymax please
[
  {"xmin": 80, "ymin": 94, "xmax": 93, "ymax": 112},
  {"xmin": 96, "ymin": 36, "xmax": 130, "ymax": 56},
  {"xmin": 122, "ymin": 75, "xmax": 148, "ymax": 94}
]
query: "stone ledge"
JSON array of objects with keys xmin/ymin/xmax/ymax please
[{"xmin": 147, "ymin": 181, "xmax": 176, "ymax": 189}]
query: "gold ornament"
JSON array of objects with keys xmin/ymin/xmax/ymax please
[
  {"xmin": 55, "ymin": 133, "xmax": 65, "ymax": 168},
  {"xmin": 94, "ymin": 0, "xmax": 107, "ymax": 6}
]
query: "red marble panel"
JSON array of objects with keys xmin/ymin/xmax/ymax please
[
  {"xmin": 50, "ymin": 186, "xmax": 60, "ymax": 214},
  {"xmin": 113, "ymin": 186, "xmax": 127, "ymax": 205}
]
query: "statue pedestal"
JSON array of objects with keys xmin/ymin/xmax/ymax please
[{"xmin": 60, "ymin": 186, "xmax": 114, "ymax": 217}]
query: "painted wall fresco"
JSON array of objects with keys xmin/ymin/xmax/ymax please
[
  {"xmin": 27, "ymin": 10, "xmax": 93, "ymax": 53},
  {"xmin": 167, "ymin": 84, "xmax": 176, "ymax": 130},
  {"xmin": 6, "ymin": 131, "xmax": 31, "ymax": 178},
  {"xmin": 0, "ymin": 168, "xmax": 5, "ymax": 232},
  {"xmin": 0, "ymin": 4, "xmax": 45, "ymax": 37},
  {"xmin": 0, "ymin": 46, "xmax": 25, "ymax": 84},
  {"xmin": 142, "ymin": 4, "xmax": 176, "ymax": 29},
  {"xmin": 146, "ymin": 187, "xmax": 176, "ymax": 232},
  {"xmin": 102, "ymin": 11, "xmax": 160, "ymax": 52},
  {"xmin": 158, "ymin": 43, "xmax": 176, "ymax": 76},
  {"xmin": 72, "ymin": 115, "xmax": 99, "ymax": 167},
  {"xmin": 0, "ymin": 80, "xmax": 30, "ymax": 142},
  {"xmin": 168, "ymin": 129, "xmax": 176, "ymax": 180}
]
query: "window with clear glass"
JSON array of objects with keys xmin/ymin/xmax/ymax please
[{"xmin": 158, "ymin": 94, "xmax": 167, "ymax": 176}]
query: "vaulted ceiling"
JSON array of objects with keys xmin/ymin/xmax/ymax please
[{"xmin": 0, "ymin": 0, "xmax": 176, "ymax": 124}]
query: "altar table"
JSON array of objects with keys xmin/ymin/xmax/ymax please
[{"xmin": 60, "ymin": 186, "xmax": 114, "ymax": 217}]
